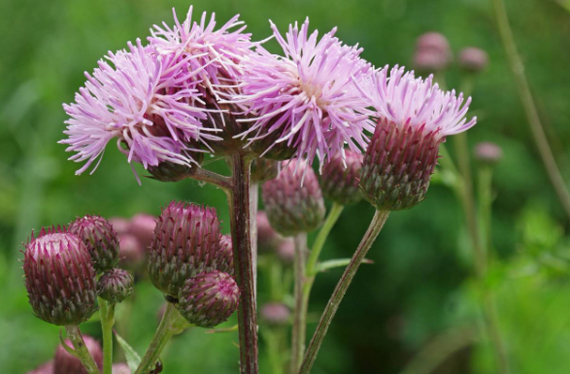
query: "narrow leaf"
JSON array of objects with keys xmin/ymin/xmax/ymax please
[
  {"xmin": 315, "ymin": 258, "xmax": 374, "ymax": 274},
  {"xmin": 115, "ymin": 331, "xmax": 141, "ymax": 373}
]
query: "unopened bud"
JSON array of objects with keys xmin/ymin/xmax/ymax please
[
  {"xmin": 474, "ymin": 141, "xmax": 502, "ymax": 165},
  {"xmin": 97, "ymin": 268, "xmax": 134, "ymax": 304},
  {"xmin": 69, "ymin": 215, "xmax": 119, "ymax": 272},
  {"xmin": 321, "ymin": 150, "xmax": 364, "ymax": 205},
  {"xmin": 459, "ymin": 47, "xmax": 489, "ymax": 73}
]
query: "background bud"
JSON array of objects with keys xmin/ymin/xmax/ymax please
[
  {"xmin": 256, "ymin": 211, "xmax": 281, "ymax": 254},
  {"xmin": 474, "ymin": 141, "xmax": 503, "ymax": 165},
  {"xmin": 275, "ymin": 238, "xmax": 295, "ymax": 265},
  {"xmin": 69, "ymin": 215, "xmax": 119, "ymax": 272},
  {"xmin": 117, "ymin": 234, "xmax": 144, "ymax": 270},
  {"xmin": 360, "ymin": 119, "xmax": 441, "ymax": 211},
  {"xmin": 260, "ymin": 302, "xmax": 290, "ymax": 326},
  {"xmin": 459, "ymin": 47, "xmax": 489, "ymax": 73},
  {"xmin": 177, "ymin": 271, "xmax": 240, "ymax": 328},
  {"xmin": 26, "ymin": 361, "xmax": 53, "ymax": 374},
  {"xmin": 97, "ymin": 268, "xmax": 134, "ymax": 304},
  {"xmin": 24, "ymin": 229, "xmax": 97, "ymax": 325},
  {"xmin": 262, "ymin": 159, "xmax": 326, "ymax": 236},
  {"xmin": 148, "ymin": 202, "xmax": 233, "ymax": 297},
  {"xmin": 252, "ymin": 158, "xmax": 279, "ymax": 183},
  {"xmin": 129, "ymin": 214, "xmax": 157, "ymax": 251},
  {"xmin": 321, "ymin": 150, "xmax": 364, "ymax": 205},
  {"xmin": 54, "ymin": 336, "xmax": 103, "ymax": 374},
  {"xmin": 413, "ymin": 32, "xmax": 452, "ymax": 73},
  {"xmin": 112, "ymin": 363, "xmax": 131, "ymax": 374}
]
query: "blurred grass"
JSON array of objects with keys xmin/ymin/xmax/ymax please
[{"xmin": 1, "ymin": 0, "xmax": 570, "ymax": 373}]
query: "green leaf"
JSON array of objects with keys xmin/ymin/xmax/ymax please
[
  {"xmin": 315, "ymin": 258, "xmax": 373, "ymax": 274},
  {"xmin": 115, "ymin": 331, "xmax": 141, "ymax": 373}
]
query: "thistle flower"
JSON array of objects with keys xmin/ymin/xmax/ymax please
[
  {"xmin": 55, "ymin": 336, "xmax": 103, "ymax": 374},
  {"xmin": 69, "ymin": 215, "xmax": 120, "ymax": 272},
  {"xmin": 23, "ymin": 228, "xmax": 97, "ymax": 326},
  {"xmin": 97, "ymin": 268, "xmax": 134, "ymax": 304},
  {"xmin": 147, "ymin": 201, "xmax": 233, "ymax": 297},
  {"xmin": 177, "ymin": 270, "xmax": 240, "ymax": 328},
  {"xmin": 359, "ymin": 66, "xmax": 476, "ymax": 210},
  {"xmin": 232, "ymin": 19, "xmax": 374, "ymax": 164},
  {"xmin": 260, "ymin": 302, "xmax": 290, "ymax": 326},
  {"xmin": 320, "ymin": 150, "xmax": 364, "ymax": 205},
  {"xmin": 262, "ymin": 159, "xmax": 325, "ymax": 236},
  {"xmin": 61, "ymin": 39, "xmax": 212, "ymax": 178}
]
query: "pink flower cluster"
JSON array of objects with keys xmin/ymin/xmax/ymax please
[{"xmin": 61, "ymin": 6, "xmax": 476, "ymax": 179}]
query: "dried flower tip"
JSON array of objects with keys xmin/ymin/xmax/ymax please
[
  {"xmin": 148, "ymin": 201, "xmax": 232, "ymax": 297},
  {"xmin": 321, "ymin": 150, "xmax": 364, "ymax": 205},
  {"xmin": 177, "ymin": 271, "xmax": 240, "ymax": 328},
  {"xmin": 260, "ymin": 302, "xmax": 290, "ymax": 326},
  {"xmin": 474, "ymin": 142, "xmax": 502, "ymax": 165},
  {"xmin": 459, "ymin": 47, "xmax": 489, "ymax": 73},
  {"xmin": 97, "ymin": 268, "xmax": 134, "ymax": 304},
  {"xmin": 262, "ymin": 159, "xmax": 325, "ymax": 236},
  {"xmin": 54, "ymin": 336, "xmax": 103, "ymax": 374},
  {"xmin": 24, "ymin": 229, "xmax": 97, "ymax": 326},
  {"xmin": 69, "ymin": 215, "xmax": 120, "ymax": 272}
]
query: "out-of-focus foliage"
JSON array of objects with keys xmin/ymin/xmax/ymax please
[{"xmin": 1, "ymin": 0, "xmax": 570, "ymax": 373}]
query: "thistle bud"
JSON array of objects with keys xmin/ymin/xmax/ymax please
[
  {"xmin": 262, "ymin": 159, "xmax": 326, "ymax": 236},
  {"xmin": 321, "ymin": 150, "xmax": 364, "ymax": 205},
  {"xmin": 360, "ymin": 119, "xmax": 440, "ymax": 211},
  {"xmin": 459, "ymin": 47, "xmax": 489, "ymax": 73},
  {"xmin": 129, "ymin": 214, "xmax": 157, "ymax": 250},
  {"xmin": 474, "ymin": 141, "xmax": 502, "ymax": 165},
  {"xmin": 219, "ymin": 235, "xmax": 234, "ymax": 271},
  {"xmin": 148, "ymin": 202, "xmax": 233, "ymax": 297},
  {"xmin": 177, "ymin": 271, "xmax": 240, "ymax": 328},
  {"xmin": 275, "ymin": 238, "xmax": 295, "ymax": 265},
  {"xmin": 256, "ymin": 211, "xmax": 281, "ymax": 254},
  {"xmin": 24, "ymin": 229, "xmax": 97, "ymax": 326},
  {"xmin": 413, "ymin": 32, "xmax": 452, "ymax": 73},
  {"xmin": 54, "ymin": 336, "xmax": 103, "ymax": 374},
  {"xmin": 117, "ymin": 234, "xmax": 144, "ymax": 270},
  {"xmin": 252, "ymin": 158, "xmax": 279, "ymax": 183},
  {"xmin": 69, "ymin": 215, "xmax": 119, "ymax": 272},
  {"xmin": 97, "ymin": 268, "xmax": 134, "ymax": 304},
  {"xmin": 260, "ymin": 302, "xmax": 290, "ymax": 326}
]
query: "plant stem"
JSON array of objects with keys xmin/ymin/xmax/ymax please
[
  {"xmin": 250, "ymin": 182, "xmax": 259, "ymax": 301},
  {"xmin": 65, "ymin": 325, "xmax": 101, "ymax": 374},
  {"xmin": 99, "ymin": 298, "xmax": 116, "ymax": 374},
  {"xmin": 228, "ymin": 152, "xmax": 259, "ymax": 374},
  {"xmin": 134, "ymin": 302, "xmax": 190, "ymax": 374},
  {"xmin": 491, "ymin": 0, "xmax": 570, "ymax": 220},
  {"xmin": 263, "ymin": 328, "xmax": 285, "ymax": 374},
  {"xmin": 290, "ymin": 233, "xmax": 308, "ymax": 374},
  {"xmin": 299, "ymin": 210, "xmax": 390, "ymax": 374},
  {"xmin": 191, "ymin": 167, "xmax": 233, "ymax": 191},
  {"xmin": 478, "ymin": 165, "xmax": 494, "ymax": 254}
]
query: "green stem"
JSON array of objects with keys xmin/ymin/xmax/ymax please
[
  {"xmin": 491, "ymin": 0, "xmax": 570, "ymax": 220},
  {"xmin": 299, "ymin": 210, "xmax": 390, "ymax": 374},
  {"xmin": 134, "ymin": 302, "xmax": 190, "ymax": 374},
  {"xmin": 65, "ymin": 325, "xmax": 101, "ymax": 374},
  {"xmin": 99, "ymin": 298, "xmax": 115, "ymax": 374},
  {"xmin": 227, "ymin": 152, "xmax": 259, "ymax": 374},
  {"xmin": 263, "ymin": 328, "xmax": 285, "ymax": 374},
  {"xmin": 290, "ymin": 233, "xmax": 308, "ymax": 374},
  {"xmin": 477, "ymin": 165, "xmax": 494, "ymax": 255}
]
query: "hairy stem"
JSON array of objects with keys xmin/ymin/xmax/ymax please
[
  {"xmin": 191, "ymin": 167, "xmax": 233, "ymax": 191},
  {"xmin": 134, "ymin": 302, "xmax": 190, "ymax": 374},
  {"xmin": 65, "ymin": 325, "xmax": 101, "ymax": 374},
  {"xmin": 250, "ymin": 182, "xmax": 259, "ymax": 302},
  {"xmin": 492, "ymin": 0, "xmax": 570, "ymax": 220},
  {"xmin": 299, "ymin": 210, "xmax": 390, "ymax": 374},
  {"xmin": 228, "ymin": 153, "xmax": 259, "ymax": 374},
  {"xmin": 99, "ymin": 298, "xmax": 115, "ymax": 374},
  {"xmin": 290, "ymin": 233, "xmax": 308, "ymax": 374}
]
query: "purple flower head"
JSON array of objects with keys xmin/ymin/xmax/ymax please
[
  {"xmin": 61, "ymin": 39, "xmax": 213, "ymax": 178},
  {"xmin": 361, "ymin": 65, "xmax": 476, "ymax": 140},
  {"xmin": 231, "ymin": 19, "xmax": 374, "ymax": 165}
]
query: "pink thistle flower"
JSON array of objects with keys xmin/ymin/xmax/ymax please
[
  {"xmin": 230, "ymin": 19, "xmax": 374, "ymax": 165},
  {"xmin": 61, "ymin": 39, "xmax": 213, "ymax": 177}
]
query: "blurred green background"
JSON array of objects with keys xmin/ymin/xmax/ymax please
[{"xmin": 2, "ymin": 0, "xmax": 570, "ymax": 373}]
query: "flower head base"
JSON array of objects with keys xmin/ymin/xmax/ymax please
[
  {"xmin": 320, "ymin": 150, "xmax": 364, "ymax": 205},
  {"xmin": 24, "ymin": 228, "xmax": 97, "ymax": 326},
  {"xmin": 97, "ymin": 268, "xmax": 134, "ymax": 304},
  {"xmin": 262, "ymin": 159, "xmax": 325, "ymax": 236},
  {"xmin": 232, "ymin": 19, "xmax": 373, "ymax": 164},
  {"xmin": 55, "ymin": 336, "xmax": 103, "ymax": 374},
  {"xmin": 147, "ymin": 201, "xmax": 233, "ymax": 297},
  {"xmin": 177, "ymin": 270, "xmax": 240, "ymax": 328},
  {"xmin": 69, "ymin": 215, "xmax": 120, "ymax": 272},
  {"xmin": 251, "ymin": 158, "xmax": 279, "ymax": 183},
  {"xmin": 61, "ymin": 39, "xmax": 212, "ymax": 177}
]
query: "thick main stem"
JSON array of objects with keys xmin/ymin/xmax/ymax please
[
  {"xmin": 134, "ymin": 302, "xmax": 189, "ymax": 374},
  {"xmin": 250, "ymin": 182, "xmax": 259, "ymax": 301},
  {"xmin": 492, "ymin": 0, "xmax": 570, "ymax": 220},
  {"xmin": 290, "ymin": 233, "xmax": 308, "ymax": 374},
  {"xmin": 65, "ymin": 325, "xmax": 101, "ymax": 374},
  {"xmin": 99, "ymin": 298, "xmax": 115, "ymax": 374},
  {"xmin": 228, "ymin": 153, "xmax": 259, "ymax": 374},
  {"xmin": 299, "ymin": 210, "xmax": 390, "ymax": 374}
]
